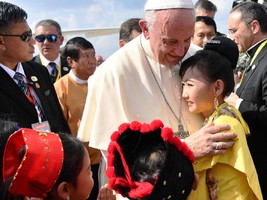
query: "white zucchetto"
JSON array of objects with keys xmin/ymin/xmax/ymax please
[{"xmin": 144, "ymin": 0, "xmax": 194, "ymax": 11}]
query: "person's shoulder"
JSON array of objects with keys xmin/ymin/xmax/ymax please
[
  {"xmin": 32, "ymin": 54, "xmax": 41, "ymax": 63},
  {"xmin": 216, "ymin": 31, "xmax": 226, "ymax": 37},
  {"xmin": 108, "ymin": 36, "xmax": 140, "ymax": 64},
  {"xmin": 22, "ymin": 61, "xmax": 51, "ymax": 83},
  {"xmin": 189, "ymin": 43, "xmax": 202, "ymax": 52},
  {"xmin": 261, "ymin": 42, "xmax": 267, "ymax": 53},
  {"xmin": 213, "ymin": 113, "xmax": 245, "ymax": 132},
  {"xmin": 22, "ymin": 61, "xmax": 47, "ymax": 71},
  {"xmin": 54, "ymin": 74, "xmax": 70, "ymax": 88},
  {"xmin": 183, "ymin": 43, "xmax": 202, "ymax": 61},
  {"xmin": 91, "ymin": 37, "xmax": 141, "ymax": 80},
  {"xmin": 252, "ymin": 42, "xmax": 267, "ymax": 66},
  {"xmin": 60, "ymin": 56, "xmax": 71, "ymax": 69}
]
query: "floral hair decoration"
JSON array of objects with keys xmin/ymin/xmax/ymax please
[{"xmin": 106, "ymin": 119, "xmax": 195, "ymax": 200}]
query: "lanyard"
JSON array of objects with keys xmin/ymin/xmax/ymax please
[
  {"xmin": 240, "ymin": 39, "xmax": 267, "ymax": 84},
  {"xmin": 28, "ymin": 85, "xmax": 42, "ymax": 123},
  {"xmin": 249, "ymin": 39, "xmax": 267, "ymax": 65},
  {"xmin": 55, "ymin": 61, "xmax": 61, "ymax": 80}
]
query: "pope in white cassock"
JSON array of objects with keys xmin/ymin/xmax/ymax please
[{"xmin": 78, "ymin": 0, "xmax": 236, "ymax": 198}]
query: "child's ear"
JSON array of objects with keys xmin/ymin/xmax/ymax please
[{"xmin": 56, "ymin": 181, "xmax": 70, "ymax": 199}]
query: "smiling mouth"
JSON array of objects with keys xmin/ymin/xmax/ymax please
[
  {"xmin": 186, "ymin": 101, "xmax": 193, "ymax": 106},
  {"xmin": 168, "ymin": 53, "xmax": 180, "ymax": 59}
]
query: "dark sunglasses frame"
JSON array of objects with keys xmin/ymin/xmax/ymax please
[
  {"xmin": 35, "ymin": 34, "xmax": 58, "ymax": 43},
  {"xmin": 0, "ymin": 30, "xmax": 32, "ymax": 42}
]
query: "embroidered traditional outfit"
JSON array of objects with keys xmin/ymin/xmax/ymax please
[
  {"xmin": 54, "ymin": 71, "xmax": 101, "ymax": 165},
  {"xmin": 188, "ymin": 102, "xmax": 263, "ymax": 200}
]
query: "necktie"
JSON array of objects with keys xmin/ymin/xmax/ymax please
[
  {"xmin": 49, "ymin": 62, "xmax": 58, "ymax": 83},
  {"xmin": 13, "ymin": 72, "xmax": 46, "ymax": 121},
  {"xmin": 13, "ymin": 72, "xmax": 31, "ymax": 97},
  {"xmin": 238, "ymin": 54, "xmax": 251, "ymax": 85}
]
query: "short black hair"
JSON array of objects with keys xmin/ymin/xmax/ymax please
[
  {"xmin": 0, "ymin": 2, "xmax": 27, "ymax": 33},
  {"xmin": 195, "ymin": 0, "xmax": 217, "ymax": 13},
  {"xmin": 0, "ymin": 119, "xmax": 19, "ymax": 186},
  {"xmin": 196, "ymin": 16, "xmax": 217, "ymax": 33},
  {"xmin": 62, "ymin": 36, "xmax": 94, "ymax": 61},
  {"xmin": 231, "ymin": 1, "xmax": 267, "ymax": 33},
  {"xmin": 119, "ymin": 18, "xmax": 142, "ymax": 42},
  {"xmin": 35, "ymin": 19, "xmax": 62, "ymax": 36},
  {"xmin": 56, "ymin": 133, "xmax": 85, "ymax": 187},
  {"xmin": 180, "ymin": 50, "xmax": 235, "ymax": 97},
  {"xmin": 232, "ymin": 0, "xmax": 259, "ymax": 8}
]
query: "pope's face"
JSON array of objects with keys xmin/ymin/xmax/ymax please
[{"xmin": 148, "ymin": 9, "xmax": 195, "ymax": 67}]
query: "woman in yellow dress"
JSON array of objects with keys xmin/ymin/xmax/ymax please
[{"xmin": 179, "ymin": 36, "xmax": 263, "ymax": 200}]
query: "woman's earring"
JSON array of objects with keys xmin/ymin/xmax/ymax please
[{"xmin": 214, "ymin": 97, "xmax": 219, "ymax": 110}]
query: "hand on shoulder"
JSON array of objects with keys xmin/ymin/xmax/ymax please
[{"xmin": 185, "ymin": 123, "xmax": 236, "ymax": 158}]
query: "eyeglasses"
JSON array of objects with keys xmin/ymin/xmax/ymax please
[
  {"xmin": 228, "ymin": 21, "xmax": 252, "ymax": 36},
  {"xmin": 35, "ymin": 34, "xmax": 58, "ymax": 43},
  {"xmin": 0, "ymin": 30, "xmax": 32, "ymax": 42}
]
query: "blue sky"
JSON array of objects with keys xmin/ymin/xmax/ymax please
[{"xmin": 5, "ymin": 0, "xmax": 233, "ymax": 59}]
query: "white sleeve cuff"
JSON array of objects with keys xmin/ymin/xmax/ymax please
[{"xmin": 236, "ymin": 98, "xmax": 243, "ymax": 109}]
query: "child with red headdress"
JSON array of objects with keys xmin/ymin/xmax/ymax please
[
  {"xmin": 0, "ymin": 127, "xmax": 115, "ymax": 200},
  {"xmin": 106, "ymin": 119, "xmax": 199, "ymax": 200}
]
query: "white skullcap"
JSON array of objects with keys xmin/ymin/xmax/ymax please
[{"xmin": 144, "ymin": 0, "xmax": 194, "ymax": 11}]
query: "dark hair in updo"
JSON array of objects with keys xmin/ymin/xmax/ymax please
[{"xmin": 179, "ymin": 49, "xmax": 235, "ymax": 97}]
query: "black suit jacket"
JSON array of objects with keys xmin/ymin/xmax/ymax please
[
  {"xmin": 236, "ymin": 41, "xmax": 267, "ymax": 196},
  {"xmin": 32, "ymin": 54, "xmax": 70, "ymax": 82},
  {"xmin": 0, "ymin": 61, "xmax": 70, "ymax": 133},
  {"xmin": 237, "ymin": 43, "xmax": 267, "ymax": 137}
]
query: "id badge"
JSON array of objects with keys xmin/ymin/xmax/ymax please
[{"xmin": 31, "ymin": 121, "xmax": 51, "ymax": 132}]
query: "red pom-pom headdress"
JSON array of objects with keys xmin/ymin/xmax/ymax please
[
  {"xmin": 2, "ymin": 128, "xmax": 64, "ymax": 198},
  {"xmin": 106, "ymin": 120, "xmax": 195, "ymax": 200}
]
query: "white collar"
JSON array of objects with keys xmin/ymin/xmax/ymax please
[
  {"xmin": 40, "ymin": 53, "xmax": 61, "ymax": 67},
  {"xmin": 0, "ymin": 62, "xmax": 26, "ymax": 79},
  {"xmin": 246, "ymin": 38, "xmax": 267, "ymax": 53},
  {"xmin": 69, "ymin": 70, "xmax": 88, "ymax": 84}
]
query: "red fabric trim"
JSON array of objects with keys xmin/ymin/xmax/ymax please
[
  {"xmin": 3, "ymin": 128, "xmax": 64, "ymax": 198},
  {"xmin": 106, "ymin": 119, "xmax": 195, "ymax": 198}
]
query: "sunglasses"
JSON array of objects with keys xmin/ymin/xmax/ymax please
[
  {"xmin": 35, "ymin": 34, "xmax": 58, "ymax": 43},
  {"xmin": 0, "ymin": 30, "xmax": 32, "ymax": 42}
]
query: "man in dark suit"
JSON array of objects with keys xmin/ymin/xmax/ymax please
[
  {"xmin": 0, "ymin": 2, "xmax": 70, "ymax": 133},
  {"xmin": 226, "ymin": 2, "xmax": 267, "ymax": 198},
  {"xmin": 32, "ymin": 19, "xmax": 70, "ymax": 83}
]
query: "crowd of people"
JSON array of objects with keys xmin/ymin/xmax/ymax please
[{"xmin": 0, "ymin": 0, "xmax": 267, "ymax": 199}]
